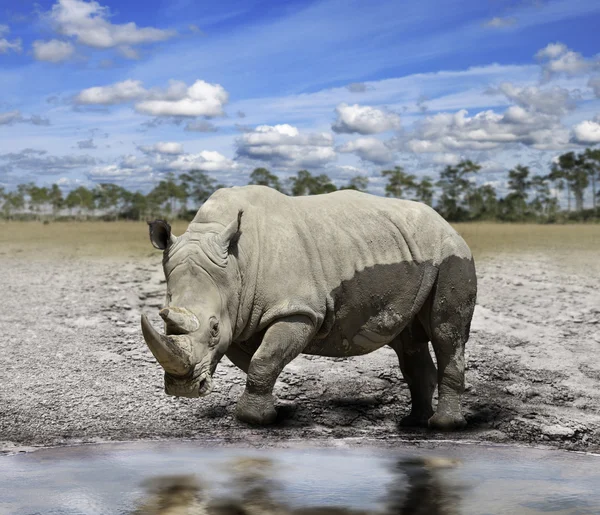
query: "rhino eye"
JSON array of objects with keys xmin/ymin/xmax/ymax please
[{"xmin": 210, "ymin": 319, "xmax": 219, "ymax": 338}]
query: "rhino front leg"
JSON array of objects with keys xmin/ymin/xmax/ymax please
[{"xmin": 235, "ymin": 315, "xmax": 315, "ymax": 425}]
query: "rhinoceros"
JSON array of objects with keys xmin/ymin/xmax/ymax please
[{"xmin": 141, "ymin": 185, "xmax": 477, "ymax": 430}]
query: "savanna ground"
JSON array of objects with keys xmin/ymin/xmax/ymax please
[{"xmin": 1, "ymin": 221, "xmax": 600, "ymax": 454}]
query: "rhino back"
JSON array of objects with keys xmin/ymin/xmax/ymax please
[{"xmin": 191, "ymin": 186, "xmax": 471, "ymax": 343}]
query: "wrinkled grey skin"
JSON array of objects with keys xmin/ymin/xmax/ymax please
[{"xmin": 141, "ymin": 186, "xmax": 477, "ymax": 430}]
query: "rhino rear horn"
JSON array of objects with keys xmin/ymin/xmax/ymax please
[
  {"xmin": 141, "ymin": 314, "xmax": 194, "ymax": 376},
  {"xmin": 159, "ymin": 307, "xmax": 200, "ymax": 334}
]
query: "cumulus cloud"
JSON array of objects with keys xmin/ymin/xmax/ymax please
[
  {"xmin": 535, "ymin": 42, "xmax": 599, "ymax": 81},
  {"xmin": 338, "ymin": 137, "xmax": 395, "ymax": 164},
  {"xmin": 74, "ymin": 78, "xmax": 228, "ymax": 118},
  {"xmin": 46, "ymin": 0, "xmax": 176, "ymax": 57},
  {"xmin": 489, "ymin": 82, "xmax": 576, "ymax": 116},
  {"xmin": 32, "ymin": 39, "xmax": 75, "ymax": 62},
  {"xmin": 139, "ymin": 141, "xmax": 184, "ymax": 155},
  {"xmin": 74, "ymin": 79, "xmax": 146, "ymax": 105},
  {"xmin": 0, "ymin": 110, "xmax": 50, "ymax": 126},
  {"xmin": 572, "ymin": 117, "xmax": 600, "ymax": 145},
  {"xmin": 166, "ymin": 151, "xmax": 237, "ymax": 172},
  {"xmin": 135, "ymin": 80, "xmax": 228, "ymax": 117},
  {"xmin": 405, "ymin": 107, "xmax": 569, "ymax": 154},
  {"xmin": 484, "ymin": 17, "xmax": 517, "ymax": 28},
  {"xmin": 236, "ymin": 124, "xmax": 335, "ymax": 168},
  {"xmin": 0, "ymin": 25, "xmax": 22, "ymax": 54},
  {"xmin": 0, "ymin": 148, "xmax": 96, "ymax": 175},
  {"xmin": 332, "ymin": 103, "xmax": 401, "ymax": 134}
]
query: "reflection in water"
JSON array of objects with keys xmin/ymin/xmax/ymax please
[{"xmin": 131, "ymin": 456, "xmax": 463, "ymax": 515}]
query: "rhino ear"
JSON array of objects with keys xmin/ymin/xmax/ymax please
[
  {"xmin": 206, "ymin": 210, "xmax": 243, "ymax": 266},
  {"xmin": 148, "ymin": 220, "xmax": 177, "ymax": 250}
]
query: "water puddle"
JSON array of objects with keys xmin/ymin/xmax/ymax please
[{"xmin": 0, "ymin": 441, "xmax": 599, "ymax": 514}]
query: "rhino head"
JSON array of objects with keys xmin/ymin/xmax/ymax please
[{"xmin": 141, "ymin": 211, "xmax": 243, "ymax": 398}]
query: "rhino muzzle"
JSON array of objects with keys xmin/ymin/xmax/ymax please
[{"xmin": 141, "ymin": 314, "xmax": 195, "ymax": 377}]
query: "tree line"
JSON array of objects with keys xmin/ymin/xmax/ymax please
[{"xmin": 1, "ymin": 147, "xmax": 599, "ymax": 223}]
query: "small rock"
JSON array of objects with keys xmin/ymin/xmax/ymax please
[{"xmin": 541, "ymin": 424, "xmax": 575, "ymax": 439}]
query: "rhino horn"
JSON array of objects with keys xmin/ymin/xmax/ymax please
[
  {"xmin": 141, "ymin": 314, "xmax": 194, "ymax": 377},
  {"xmin": 159, "ymin": 307, "xmax": 200, "ymax": 335}
]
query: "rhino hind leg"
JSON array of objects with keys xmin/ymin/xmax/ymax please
[
  {"xmin": 427, "ymin": 255, "xmax": 477, "ymax": 431},
  {"xmin": 235, "ymin": 315, "xmax": 315, "ymax": 425},
  {"xmin": 389, "ymin": 320, "xmax": 437, "ymax": 428}
]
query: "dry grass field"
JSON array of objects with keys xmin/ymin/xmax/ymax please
[{"xmin": 2, "ymin": 220, "xmax": 599, "ymax": 265}]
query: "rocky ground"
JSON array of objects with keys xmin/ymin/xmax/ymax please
[{"xmin": 1, "ymin": 249, "xmax": 600, "ymax": 454}]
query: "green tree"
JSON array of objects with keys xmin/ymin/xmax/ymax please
[
  {"xmin": 249, "ymin": 167, "xmax": 284, "ymax": 192},
  {"xmin": 583, "ymin": 148, "xmax": 600, "ymax": 212},
  {"xmin": 381, "ymin": 166, "xmax": 416, "ymax": 198},
  {"xmin": 48, "ymin": 184, "xmax": 63, "ymax": 218},
  {"xmin": 149, "ymin": 173, "xmax": 188, "ymax": 216},
  {"xmin": 339, "ymin": 175, "xmax": 369, "ymax": 192},
  {"xmin": 26, "ymin": 184, "xmax": 49, "ymax": 220},
  {"xmin": 506, "ymin": 165, "xmax": 531, "ymax": 220},
  {"xmin": 180, "ymin": 169, "xmax": 219, "ymax": 206},
  {"xmin": 529, "ymin": 175, "xmax": 557, "ymax": 220},
  {"xmin": 466, "ymin": 184, "xmax": 498, "ymax": 220},
  {"xmin": 289, "ymin": 170, "xmax": 337, "ymax": 195},
  {"xmin": 65, "ymin": 186, "xmax": 95, "ymax": 220},
  {"xmin": 435, "ymin": 160, "xmax": 481, "ymax": 221},
  {"xmin": 0, "ymin": 188, "xmax": 25, "ymax": 220},
  {"xmin": 415, "ymin": 176, "xmax": 434, "ymax": 205},
  {"xmin": 94, "ymin": 183, "xmax": 127, "ymax": 220},
  {"xmin": 552, "ymin": 151, "xmax": 589, "ymax": 212}
]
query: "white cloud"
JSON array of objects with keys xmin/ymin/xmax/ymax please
[
  {"xmin": 75, "ymin": 78, "xmax": 228, "ymax": 119},
  {"xmin": 0, "ymin": 25, "xmax": 22, "ymax": 54},
  {"xmin": 432, "ymin": 153, "xmax": 461, "ymax": 165},
  {"xmin": 47, "ymin": 0, "xmax": 176, "ymax": 57},
  {"xmin": 535, "ymin": 42, "xmax": 599, "ymax": 80},
  {"xmin": 405, "ymin": 107, "xmax": 570, "ymax": 155},
  {"xmin": 140, "ymin": 141, "xmax": 184, "ymax": 155},
  {"xmin": 572, "ymin": 118, "xmax": 600, "ymax": 145},
  {"xmin": 166, "ymin": 150, "xmax": 237, "ymax": 172},
  {"xmin": 135, "ymin": 80, "xmax": 228, "ymax": 117},
  {"xmin": 484, "ymin": 17, "xmax": 517, "ymax": 28},
  {"xmin": 236, "ymin": 124, "xmax": 336, "ymax": 168},
  {"xmin": 32, "ymin": 39, "xmax": 75, "ymax": 62},
  {"xmin": 535, "ymin": 42, "xmax": 568, "ymax": 60},
  {"xmin": 332, "ymin": 103, "xmax": 401, "ymax": 134},
  {"xmin": 491, "ymin": 82, "xmax": 576, "ymax": 115},
  {"xmin": 74, "ymin": 79, "xmax": 146, "ymax": 105},
  {"xmin": 338, "ymin": 137, "xmax": 395, "ymax": 164}
]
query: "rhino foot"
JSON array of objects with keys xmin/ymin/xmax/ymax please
[
  {"xmin": 399, "ymin": 408, "xmax": 434, "ymax": 428},
  {"xmin": 428, "ymin": 411, "xmax": 467, "ymax": 431},
  {"xmin": 235, "ymin": 391, "xmax": 278, "ymax": 425}
]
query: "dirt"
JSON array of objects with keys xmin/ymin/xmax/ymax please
[{"xmin": 1, "ymin": 250, "xmax": 599, "ymax": 454}]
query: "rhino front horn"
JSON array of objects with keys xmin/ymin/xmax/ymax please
[{"xmin": 141, "ymin": 314, "xmax": 194, "ymax": 377}]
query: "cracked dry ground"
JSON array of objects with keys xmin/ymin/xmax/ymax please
[{"xmin": 1, "ymin": 251, "xmax": 599, "ymax": 453}]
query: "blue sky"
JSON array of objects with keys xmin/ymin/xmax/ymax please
[{"xmin": 1, "ymin": 0, "xmax": 599, "ymax": 196}]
